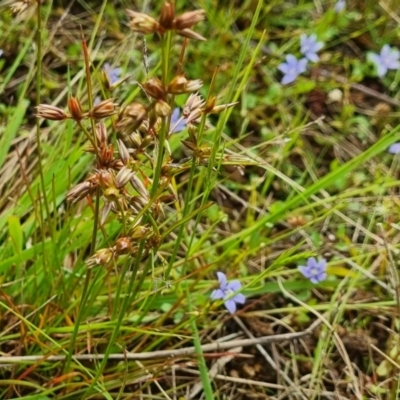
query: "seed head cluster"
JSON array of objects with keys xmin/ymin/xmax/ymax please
[{"xmin": 35, "ymin": 2, "xmax": 238, "ymax": 269}]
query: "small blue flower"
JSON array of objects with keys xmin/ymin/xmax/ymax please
[
  {"xmin": 300, "ymin": 34, "xmax": 324, "ymax": 62},
  {"xmin": 334, "ymin": 0, "xmax": 346, "ymax": 12},
  {"xmin": 368, "ymin": 45, "xmax": 400, "ymax": 78},
  {"xmin": 388, "ymin": 143, "xmax": 400, "ymax": 154},
  {"xmin": 210, "ymin": 272, "xmax": 245, "ymax": 314},
  {"xmin": 278, "ymin": 55, "xmax": 308, "ymax": 85},
  {"xmin": 103, "ymin": 63, "xmax": 122, "ymax": 85},
  {"xmin": 298, "ymin": 257, "xmax": 327, "ymax": 284},
  {"xmin": 170, "ymin": 108, "xmax": 187, "ymax": 133}
]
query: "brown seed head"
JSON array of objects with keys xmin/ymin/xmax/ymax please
[
  {"xmin": 117, "ymin": 104, "xmax": 148, "ymax": 133},
  {"xmin": 159, "ymin": 1, "xmax": 175, "ymax": 29},
  {"xmin": 177, "ymin": 28, "xmax": 206, "ymax": 41},
  {"xmin": 141, "ymin": 135, "xmax": 153, "ymax": 149},
  {"xmin": 174, "ymin": 9, "xmax": 205, "ymax": 30},
  {"xmin": 98, "ymin": 144, "xmax": 114, "ymax": 167},
  {"xmin": 129, "ymin": 132, "xmax": 143, "ymax": 149},
  {"xmin": 183, "ymin": 93, "xmax": 204, "ymax": 123},
  {"xmin": 104, "ymin": 187, "xmax": 120, "ymax": 202},
  {"xmin": 98, "ymin": 170, "xmax": 115, "ymax": 190},
  {"xmin": 155, "ymin": 100, "xmax": 171, "ymax": 117},
  {"xmin": 117, "ymin": 139, "xmax": 131, "ymax": 164},
  {"xmin": 207, "ymin": 101, "xmax": 238, "ymax": 114},
  {"xmin": 131, "ymin": 225, "xmax": 152, "ymax": 240},
  {"xmin": 36, "ymin": 104, "xmax": 68, "ymax": 121},
  {"xmin": 130, "ymin": 175, "xmax": 150, "ymax": 200},
  {"xmin": 124, "ymin": 102, "xmax": 148, "ymax": 122},
  {"xmin": 168, "ymin": 75, "xmax": 203, "ymax": 94},
  {"xmin": 87, "ymin": 248, "xmax": 114, "ymax": 267},
  {"xmin": 68, "ymin": 97, "xmax": 84, "ymax": 121},
  {"xmin": 89, "ymin": 99, "xmax": 118, "ymax": 119},
  {"xmin": 184, "ymin": 93, "xmax": 204, "ymax": 114},
  {"xmin": 126, "ymin": 9, "xmax": 162, "ymax": 34},
  {"xmin": 115, "ymin": 237, "xmax": 132, "ymax": 254},
  {"xmin": 142, "ymin": 77, "xmax": 166, "ymax": 99},
  {"xmin": 67, "ymin": 180, "xmax": 95, "ymax": 203},
  {"xmin": 95, "ymin": 122, "xmax": 108, "ymax": 146},
  {"xmin": 116, "ymin": 166, "xmax": 135, "ymax": 189}
]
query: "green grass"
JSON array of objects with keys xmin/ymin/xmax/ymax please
[{"xmin": 1, "ymin": 0, "xmax": 400, "ymax": 399}]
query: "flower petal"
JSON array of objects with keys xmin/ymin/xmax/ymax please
[
  {"xmin": 317, "ymin": 258, "xmax": 327, "ymax": 270},
  {"xmin": 233, "ymin": 293, "xmax": 246, "ymax": 304},
  {"xmin": 298, "ymin": 58, "xmax": 308, "ymax": 73},
  {"xmin": 227, "ymin": 280, "xmax": 242, "ymax": 292},
  {"xmin": 381, "ymin": 45, "xmax": 391, "ymax": 58},
  {"xmin": 224, "ymin": 299, "xmax": 237, "ymax": 314},
  {"xmin": 216, "ymin": 271, "xmax": 227, "ymax": 289},
  {"xmin": 307, "ymin": 257, "xmax": 318, "ymax": 268},
  {"xmin": 281, "ymin": 73, "xmax": 296, "ymax": 85},
  {"xmin": 316, "ymin": 272, "xmax": 327, "ymax": 282},
  {"xmin": 368, "ymin": 53, "xmax": 381, "ymax": 65},
  {"xmin": 298, "ymin": 265, "xmax": 313, "ymax": 279},
  {"xmin": 210, "ymin": 289, "xmax": 225, "ymax": 300},
  {"xmin": 377, "ymin": 64, "xmax": 388, "ymax": 77},
  {"xmin": 306, "ymin": 52, "xmax": 319, "ymax": 62},
  {"xmin": 278, "ymin": 62, "xmax": 290, "ymax": 74},
  {"xmin": 309, "ymin": 276, "xmax": 319, "ymax": 284},
  {"xmin": 386, "ymin": 59, "xmax": 400, "ymax": 70},
  {"xmin": 285, "ymin": 54, "xmax": 297, "ymax": 66},
  {"xmin": 388, "ymin": 143, "xmax": 400, "ymax": 154}
]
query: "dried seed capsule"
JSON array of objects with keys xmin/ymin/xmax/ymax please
[
  {"xmin": 35, "ymin": 104, "xmax": 68, "ymax": 121},
  {"xmin": 68, "ymin": 97, "xmax": 84, "ymax": 121},
  {"xmin": 115, "ymin": 237, "xmax": 132, "ymax": 254},
  {"xmin": 126, "ymin": 10, "xmax": 162, "ymax": 34},
  {"xmin": 143, "ymin": 77, "xmax": 166, "ymax": 99},
  {"xmin": 177, "ymin": 28, "xmax": 206, "ymax": 41},
  {"xmin": 115, "ymin": 166, "xmax": 135, "ymax": 189},
  {"xmin": 168, "ymin": 75, "xmax": 203, "ymax": 94},
  {"xmin": 159, "ymin": 1, "xmax": 175, "ymax": 29},
  {"xmin": 124, "ymin": 102, "xmax": 148, "ymax": 122},
  {"xmin": 89, "ymin": 99, "xmax": 117, "ymax": 119},
  {"xmin": 98, "ymin": 170, "xmax": 115, "ymax": 189},
  {"xmin": 95, "ymin": 122, "xmax": 108, "ymax": 145},
  {"xmin": 155, "ymin": 100, "xmax": 171, "ymax": 117},
  {"xmin": 173, "ymin": 10, "xmax": 205, "ymax": 30},
  {"xmin": 86, "ymin": 248, "xmax": 114, "ymax": 267},
  {"xmin": 131, "ymin": 225, "xmax": 152, "ymax": 240}
]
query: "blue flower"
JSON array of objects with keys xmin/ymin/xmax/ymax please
[
  {"xmin": 300, "ymin": 34, "xmax": 324, "ymax": 62},
  {"xmin": 334, "ymin": 0, "xmax": 346, "ymax": 12},
  {"xmin": 388, "ymin": 143, "xmax": 400, "ymax": 154},
  {"xmin": 103, "ymin": 63, "xmax": 122, "ymax": 85},
  {"xmin": 210, "ymin": 272, "xmax": 245, "ymax": 314},
  {"xmin": 170, "ymin": 108, "xmax": 187, "ymax": 133},
  {"xmin": 278, "ymin": 55, "xmax": 308, "ymax": 85},
  {"xmin": 368, "ymin": 45, "xmax": 400, "ymax": 78},
  {"xmin": 298, "ymin": 257, "xmax": 327, "ymax": 284}
]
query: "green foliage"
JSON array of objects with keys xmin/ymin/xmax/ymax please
[{"xmin": 1, "ymin": 0, "xmax": 400, "ymax": 398}]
